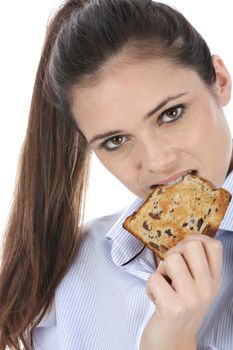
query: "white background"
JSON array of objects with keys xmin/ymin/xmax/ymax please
[{"xmin": 0, "ymin": 1, "xmax": 232, "ymax": 237}]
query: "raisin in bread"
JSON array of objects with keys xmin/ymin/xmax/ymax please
[{"xmin": 123, "ymin": 173, "xmax": 231, "ymax": 260}]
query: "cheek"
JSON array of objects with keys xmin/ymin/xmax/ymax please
[
  {"xmin": 197, "ymin": 107, "xmax": 231, "ymax": 154},
  {"xmin": 188, "ymin": 109, "xmax": 232, "ymax": 184},
  {"xmin": 177, "ymin": 105, "xmax": 222, "ymax": 150}
]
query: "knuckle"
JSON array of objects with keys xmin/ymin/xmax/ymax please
[
  {"xmin": 210, "ymin": 239, "xmax": 223, "ymax": 254},
  {"xmin": 176, "ymin": 295, "xmax": 202, "ymax": 315},
  {"xmin": 185, "ymin": 240, "xmax": 202, "ymax": 251},
  {"xmin": 147, "ymin": 271, "xmax": 162, "ymax": 292},
  {"xmin": 186, "ymin": 296, "xmax": 198, "ymax": 311},
  {"xmin": 165, "ymin": 252, "xmax": 182, "ymax": 265},
  {"xmin": 201, "ymin": 289, "xmax": 213, "ymax": 303},
  {"xmin": 147, "ymin": 273, "xmax": 157, "ymax": 288},
  {"xmin": 213, "ymin": 279, "xmax": 222, "ymax": 295},
  {"xmin": 164, "ymin": 253, "xmax": 187, "ymax": 276},
  {"xmin": 172, "ymin": 301, "xmax": 187, "ymax": 317},
  {"xmin": 199, "ymin": 282, "xmax": 218, "ymax": 303},
  {"xmin": 215, "ymin": 282, "xmax": 221, "ymax": 295}
]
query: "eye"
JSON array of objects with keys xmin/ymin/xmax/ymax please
[
  {"xmin": 159, "ymin": 104, "xmax": 186, "ymax": 125},
  {"xmin": 99, "ymin": 135, "xmax": 128, "ymax": 151}
]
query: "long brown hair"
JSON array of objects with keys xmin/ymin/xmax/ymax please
[
  {"xmin": 0, "ymin": 2, "xmax": 90, "ymax": 349},
  {"xmin": 0, "ymin": 0, "xmax": 216, "ymax": 348}
]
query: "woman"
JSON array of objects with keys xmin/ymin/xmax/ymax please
[{"xmin": 0, "ymin": 0, "xmax": 232, "ymax": 349}]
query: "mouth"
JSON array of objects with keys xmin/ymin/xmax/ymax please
[{"xmin": 150, "ymin": 170, "xmax": 198, "ymax": 189}]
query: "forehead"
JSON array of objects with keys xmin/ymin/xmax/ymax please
[{"xmin": 71, "ymin": 58, "xmax": 205, "ymax": 122}]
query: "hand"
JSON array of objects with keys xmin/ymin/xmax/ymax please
[{"xmin": 140, "ymin": 235, "xmax": 223, "ymax": 350}]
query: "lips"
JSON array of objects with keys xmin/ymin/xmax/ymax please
[{"xmin": 150, "ymin": 170, "xmax": 198, "ymax": 189}]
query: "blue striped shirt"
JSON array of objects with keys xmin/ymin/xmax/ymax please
[{"xmin": 34, "ymin": 172, "xmax": 233, "ymax": 349}]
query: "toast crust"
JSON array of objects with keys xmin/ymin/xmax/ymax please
[{"xmin": 123, "ymin": 174, "xmax": 231, "ymax": 260}]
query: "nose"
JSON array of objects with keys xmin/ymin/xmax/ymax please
[{"xmin": 138, "ymin": 137, "xmax": 179, "ymax": 175}]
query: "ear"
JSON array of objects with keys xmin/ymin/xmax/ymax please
[{"xmin": 212, "ymin": 55, "xmax": 232, "ymax": 106}]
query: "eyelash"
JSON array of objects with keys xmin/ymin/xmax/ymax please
[
  {"xmin": 99, "ymin": 103, "xmax": 187, "ymax": 151},
  {"xmin": 158, "ymin": 103, "xmax": 186, "ymax": 125}
]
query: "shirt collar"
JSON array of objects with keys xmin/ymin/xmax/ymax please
[
  {"xmin": 219, "ymin": 170, "xmax": 233, "ymax": 231},
  {"xmin": 105, "ymin": 196, "xmax": 145, "ymax": 266}
]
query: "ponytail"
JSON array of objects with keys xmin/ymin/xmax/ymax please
[{"xmin": 0, "ymin": 1, "xmax": 90, "ymax": 349}]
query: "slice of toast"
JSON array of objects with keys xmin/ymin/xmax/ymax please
[{"xmin": 123, "ymin": 173, "xmax": 231, "ymax": 260}]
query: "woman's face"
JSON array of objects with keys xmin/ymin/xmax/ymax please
[{"xmin": 71, "ymin": 56, "xmax": 232, "ymax": 199}]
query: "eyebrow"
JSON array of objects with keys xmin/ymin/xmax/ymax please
[
  {"xmin": 89, "ymin": 130, "xmax": 124, "ymax": 145},
  {"xmin": 88, "ymin": 92, "xmax": 188, "ymax": 145},
  {"xmin": 145, "ymin": 92, "xmax": 188, "ymax": 119}
]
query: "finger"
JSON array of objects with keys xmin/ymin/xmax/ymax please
[
  {"xmin": 166, "ymin": 233, "xmax": 212, "ymax": 256},
  {"xmin": 146, "ymin": 271, "xmax": 176, "ymax": 307},
  {"xmin": 157, "ymin": 253, "xmax": 194, "ymax": 293},
  {"xmin": 179, "ymin": 240, "xmax": 211, "ymax": 282},
  {"xmin": 165, "ymin": 235, "xmax": 223, "ymax": 280},
  {"xmin": 146, "ymin": 285, "xmax": 157, "ymax": 304},
  {"xmin": 164, "ymin": 238, "xmax": 209, "ymax": 280},
  {"xmin": 182, "ymin": 235, "xmax": 223, "ymax": 280}
]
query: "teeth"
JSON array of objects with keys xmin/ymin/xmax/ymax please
[
  {"xmin": 167, "ymin": 170, "xmax": 196, "ymax": 186},
  {"xmin": 151, "ymin": 170, "xmax": 197, "ymax": 189},
  {"xmin": 167, "ymin": 176, "xmax": 184, "ymax": 186},
  {"xmin": 188, "ymin": 170, "xmax": 197, "ymax": 175}
]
